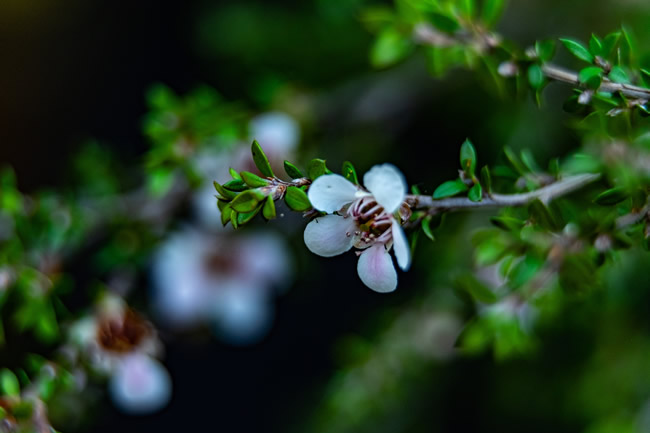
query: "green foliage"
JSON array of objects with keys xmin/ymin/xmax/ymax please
[{"xmin": 560, "ymin": 38, "xmax": 594, "ymax": 63}]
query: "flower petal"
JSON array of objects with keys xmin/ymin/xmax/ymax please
[
  {"xmin": 308, "ymin": 174, "xmax": 359, "ymax": 213},
  {"xmin": 109, "ymin": 354, "xmax": 172, "ymax": 414},
  {"xmin": 363, "ymin": 164, "xmax": 407, "ymax": 213},
  {"xmin": 391, "ymin": 219, "xmax": 411, "ymax": 271},
  {"xmin": 357, "ymin": 244, "xmax": 397, "ymax": 293},
  {"xmin": 304, "ymin": 215, "xmax": 357, "ymax": 257}
]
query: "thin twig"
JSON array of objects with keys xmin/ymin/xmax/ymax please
[
  {"xmin": 616, "ymin": 203, "xmax": 650, "ymax": 229},
  {"xmin": 406, "ymin": 173, "xmax": 600, "ymax": 212},
  {"xmin": 541, "ymin": 64, "xmax": 650, "ymax": 101},
  {"xmin": 413, "ymin": 23, "xmax": 650, "ymax": 101}
]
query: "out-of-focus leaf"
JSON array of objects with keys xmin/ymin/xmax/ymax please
[
  {"xmin": 594, "ymin": 188, "xmax": 628, "ymax": 205},
  {"xmin": 429, "ymin": 12, "xmax": 460, "ymax": 34},
  {"xmin": 0, "ymin": 369, "xmax": 19, "ymax": 397},
  {"xmin": 608, "ymin": 66, "xmax": 630, "ymax": 84},
  {"xmin": 528, "ymin": 65, "xmax": 545, "ymax": 89},
  {"xmin": 455, "ymin": 274, "xmax": 498, "ymax": 303},
  {"xmin": 535, "ymin": 39, "xmax": 556, "ymax": 62},
  {"xmin": 468, "ymin": 183, "xmax": 482, "ymax": 202},
  {"xmin": 370, "ymin": 27, "xmax": 412, "ymax": 68},
  {"xmin": 560, "ymin": 38, "xmax": 594, "ymax": 63},
  {"xmin": 481, "ymin": 0, "xmax": 506, "ymax": 29}
]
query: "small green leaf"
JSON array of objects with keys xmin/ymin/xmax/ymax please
[
  {"xmin": 284, "ymin": 161, "xmax": 304, "ymax": 179},
  {"xmin": 230, "ymin": 209, "xmax": 239, "ymax": 229},
  {"xmin": 559, "ymin": 38, "xmax": 594, "ymax": 63},
  {"xmin": 457, "ymin": 0, "xmax": 475, "ymax": 19},
  {"xmin": 285, "ymin": 186, "xmax": 312, "ymax": 211},
  {"xmin": 429, "ymin": 12, "xmax": 460, "ymax": 34},
  {"xmin": 455, "ymin": 275, "xmax": 498, "ymax": 304},
  {"xmin": 602, "ymin": 31, "xmax": 621, "ymax": 59},
  {"xmin": 594, "ymin": 187, "xmax": 628, "ymax": 205},
  {"xmin": 608, "ymin": 66, "xmax": 630, "ymax": 84},
  {"xmin": 490, "ymin": 216, "xmax": 525, "ymax": 232},
  {"xmin": 508, "ymin": 254, "xmax": 543, "ymax": 288},
  {"xmin": 433, "ymin": 179, "xmax": 469, "ymax": 199},
  {"xmin": 535, "ymin": 39, "xmax": 556, "ymax": 62},
  {"xmin": 229, "ymin": 168, "xmax": 242, "ymax": 181},
  {"xmin": 527, "ymin": 64, "xmax": 545, "ymax": 89},
  {"xmin": 230, "ymin": 190, "xmax": 266, "ymax": 213},
  {"xmin": 240, "ymin": 171, "xmax": 269, "ymax": 188},
  {"xmin": 262, "ymin": 195, "xmax": 276, "ymax": 220},
  {"xmin": 503, "ymin": 146, "xmax": 527, "ymax": 175},
  {"xmin": 251, "ymin": 140, "xmax": 275, "ymax": 178},
  {"xmin": 148, "ymin": 167, "xmax": 175, "ymax": 197},
  {"xmin": 214, "ymin": 181, "xmax": 238, "ymax": 200},
  {"xmin": 223, "ymin": 179, "xmax": 247, "ymax": 192},
  {"xmin": 520, "ymin": 149, "xmax": 541, "ymax": 173},
  {"xmin": 422, "ymin": 217, "xmax": 435, "ymax": 241},
  {"xmin": 481, "ymin": 0, "xmax": 506, "ymax": 29},
  {"xmin": 480, "ymin": 165, "xmax": 492, "ymax": 194},
  {"xmin": 237, "ymin": 206, "xmax": 262, "ymax": 225},
  {"xmin": 528, "ymin": 199, "xmax": 561, "ymax": 231},
  {"xmin": 307, "ymin": 159, "xmax": 330, "ymax": 180},
  {"xmin": 370, "ymin": 27, "xmax": 412, "ymax": 68},
  {"xmin": 640, "ymin": 69, "xmax": 650, "ymax": 87},
  {"xmin": 342, "ymin": 161, "xmax": 359, "ymax": 185},
  {"xmin": 220, "ymin": 205, "xmax": 232, "ymax": 226},
  {"xmin": 1, "ymin": 369, "xmax": 20, "ymax": 397},
  {"xmin": 578, "ymin": 66, "xmax": 602, "ymax": 89},
  {"xmin": 589, "ymin": 34, "xmax": 603, "ymax": 56},
  {"xmin": 468, "ymin": 183, "xmax": 482, "ymax": 202},
  {"xmin": 460, "ymin": 138, "xmax": 477, "ymax": 176}
]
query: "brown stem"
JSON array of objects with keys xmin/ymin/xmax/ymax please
[{"xmin": 407, "ymin": 173, "xmax": 600, "ymax": 212}]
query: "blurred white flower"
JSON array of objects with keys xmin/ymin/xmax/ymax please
[
  {"xmin": 248, "ymin": 111, "xmax": 300, "ymax": 158},
  {"xmin": 109, "ymin": 353, "xmax": 172, "ymax": 415},
  {"xmin": 69, "ymin": 295, "xmax": 171, "ymax": 414},
  {"xmin": 304, "ymin": 164, "xmax": 411, "ymax": 293},
  {"xmin": 151, "ymin": 227, "xmax": 291, "ymax": 344}
]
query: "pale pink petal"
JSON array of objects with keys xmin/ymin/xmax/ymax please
[
  {"xmin": 363, "ymin": 164, "xmax": 407, "ymax": 213},
  {"xmin": 308, "ymin": 174, "xmax": 359, "ymax": 213},
  {"xmin": 391, "ymin": 219, "xmax": 411, "ymax": 271},
  {"xmin": 109, "ymin": 354, "xmax": 172, "ymax": 414},
  {"xmin": 357, "ymin": 244, "xmax": 397, "ymax": 293},
  {"xmin": 304, "ymin": 215, "xmax": 357, "ymax": 257}
]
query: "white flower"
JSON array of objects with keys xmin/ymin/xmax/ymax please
[{"xmin": 303, "ymin": 164, "xmax": 411, "ymax": 293}]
